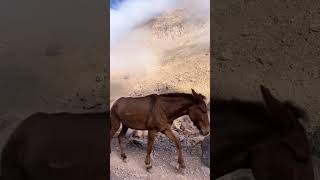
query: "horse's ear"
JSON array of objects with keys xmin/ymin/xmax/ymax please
[
  {"xmin": 261, "ymin": 85, "xmax": 310, "ymax": 163},
  {"xmin": 191, "ymin": 88, "xmax": 197, "ymax": 96},
  {"xmin": 260, "ymin": 85, "xmax": 282, "ymax": 108},
  {"xmin": 260, "ymin": 85, "xmax": 292, "ymax": 128}
]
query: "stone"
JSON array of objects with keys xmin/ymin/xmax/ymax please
[
  {"xmin": 180, "ymin": 116, "xmax": 198, "ymax": 135},
  {"xmin": 131, "ymin": 130, "xmax": 145, "ymax": 139}
]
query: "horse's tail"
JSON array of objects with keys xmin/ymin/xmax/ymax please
[{"xmin": 110, "ymin": 97, "xmax": 124, "ymax": 130}]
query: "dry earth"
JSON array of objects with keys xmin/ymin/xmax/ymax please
[{"xmin": 110, "ymin": 127, "xmax": 210, "ymax": 180}]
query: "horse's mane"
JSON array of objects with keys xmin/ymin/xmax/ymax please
[
  {"xmin": 211, "ymin": 97, "xmax": 309, "ymax": 125},
  {"xmin": 159, "ymin": 92, "xmax": 193, "ymax": 98},
  {"xmin": 212, "ymin": 98, "xmax": 266, "ymax": 115},
  {"xmin": 159, "ymin": 92, "xmax": 206, "ymax": 100}
]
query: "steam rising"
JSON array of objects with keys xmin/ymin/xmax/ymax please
[
  {"xmin": 110, "ymin": 0, "xmax": 177, "ymax": 46},
  {"xmin": 110, "ymin": 0, "xmax": 210, "ymax": 95}
]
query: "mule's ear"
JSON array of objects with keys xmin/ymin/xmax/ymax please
[
  {"xmin": 260, "ymin": 85, "xmax": 292, "ymax": 128},
  {"xmin": 260, "ymin": 85, "xmax": 282, "ymax": 108},
  {"xmin": 261, "ymin": 85, "xmax": 310, "ymax": 163},
  {"xmin": 191, "ymin": 88, "xmax": 197, "ymax": 96}
]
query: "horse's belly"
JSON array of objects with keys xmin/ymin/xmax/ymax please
[{"xmin": 120, "ymin": 115, "xmax": 148, "ymax": 130}]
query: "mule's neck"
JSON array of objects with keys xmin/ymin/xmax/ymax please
[{"xmin": 158, "ymin": 95, "xmax": 195, "ymax": 122}]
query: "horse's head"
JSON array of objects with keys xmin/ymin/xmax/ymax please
[
  {"xmin": 188, "ymin": 89, "xmax": 210, "ymax": 136},
  {"xmin": 260, "ymin": 85, "xmax": 311, "ymax": 163}
]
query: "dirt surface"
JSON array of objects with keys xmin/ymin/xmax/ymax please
[
  {"xmin": 212, "ymin": 0, "xmax": 320, "ymax": 132},
  {"xmin": 110, "ymin": 6, "xmax": 210, "ymax": 180},
  {"xmin": 110, "ymin": 128, "xmax": 210, "ymax": 180},
  {"xmin": 0, "ymin": 0, "xmax": 107, "ymax": 115}
]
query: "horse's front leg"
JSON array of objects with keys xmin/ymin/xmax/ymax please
[
  {"xmin": 162, "ymin": 128, "xmax": 185, "ymax": 170},
  {"xmin": 145, "ymin": 130, "xmax": 157, "ymax": 171}
]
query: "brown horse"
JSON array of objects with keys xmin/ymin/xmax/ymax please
[
  {"xmin": 213, "ymin": 85, "xmax": 314, "ymax": 180},
  {"xmin": 110, "ymin": 89, "xmax": 210, "ymax": 171}
]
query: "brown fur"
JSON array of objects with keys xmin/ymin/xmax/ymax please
[{"xmin": 110, "ymin": 89, "xmax": 210, "ymax": 171}]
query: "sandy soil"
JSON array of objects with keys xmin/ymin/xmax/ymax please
[
  {"xmin": 212, "ymin": 0, "xmax": 320, "ymax": 132},
  {"xmin": 0, "ymin": 0, "xmax": 107, "ymax": 115}
]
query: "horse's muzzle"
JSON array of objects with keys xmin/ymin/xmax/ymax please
[{"xmin": 201, "ymin": 130, "xmax": 209, "ymax": 136}]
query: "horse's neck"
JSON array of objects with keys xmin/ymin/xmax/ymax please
[{"xmin": 159, "ymin": 96, "xmax": 194, "ymax": 122}]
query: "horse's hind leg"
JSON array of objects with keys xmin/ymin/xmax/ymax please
[
  {"xmin": 118, "ymin": 125, "xmax": 128, "ymax": 161},
  {"xmin": 145, "ymin": 130, "xmax": 157, "ymax": 171},
  {"xmin": 110, "ymin": 112, "xmax": 121, "ymax": 154}
]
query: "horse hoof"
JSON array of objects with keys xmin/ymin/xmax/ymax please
[
  {"xmin": 121, "ymin": 154, "xmax": 127, "ymax": 162},
  {"xmin": 178, "ymin": 165, "xmax": 186, "ymax": 174},
  {"xmin": 178, "ymin": 168, "xmax": 185, "ymax": 174},
  {"xmin": 145, "ymin": 164, "xmax": 152, "ymax": 172},
  {"xmin": 179, "ymin": 163, "xmax": 186, "ymax": 169}
]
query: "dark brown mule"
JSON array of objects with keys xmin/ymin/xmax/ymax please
[
  {"xmin": 212, "ymin": 85, "xmax": 314, "ymax": 180},
  {"xmin": 110, "ymin": 89, "xmax": 210, "ymax": 171},
  {"xmin": 1, "ymin": 112, "xmax": 108, "ymax": 180}
]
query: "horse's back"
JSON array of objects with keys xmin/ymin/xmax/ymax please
[
  {"xmin": 111, "ymin": 95, "xmax": 158, "ymax": 130},
  {"xmin": 1, "ymin": 112, "xmax": 107, "ymax": 180},
  {"xmin": 112, "ymin": 96, "xmax": 155, "ymax": 115}
]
